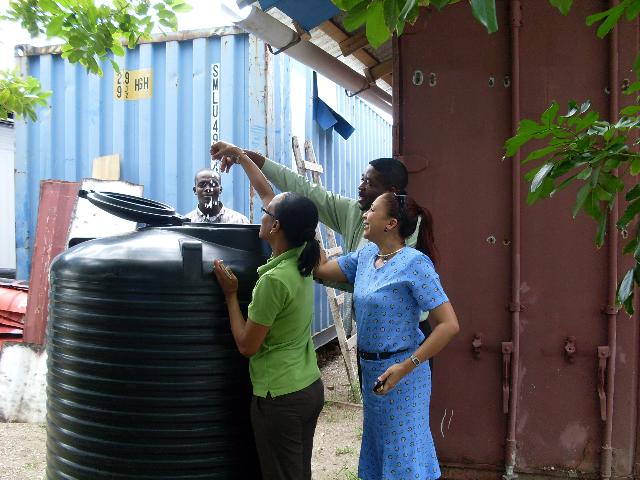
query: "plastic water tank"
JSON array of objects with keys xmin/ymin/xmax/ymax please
[{"xmin": 46, "ymin": 191, "xmax": 267, "ymax": 479}]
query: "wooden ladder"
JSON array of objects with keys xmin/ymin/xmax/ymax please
[{"xmin": 291, "ymin": 136, "xmax": 361, "ymax": 403}]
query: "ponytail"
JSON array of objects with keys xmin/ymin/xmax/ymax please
[
  {"xmin": 298, "ymin": 238, "xmax": 321, "ymax": 277},
  {"xmin": 415, "ymin": 205, "xmax": 438, "ymax": 267}
]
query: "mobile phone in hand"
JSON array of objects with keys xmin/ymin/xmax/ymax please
[{"xmin": 373, "ymin": 379, "xmax": 385, "ymax": 393}]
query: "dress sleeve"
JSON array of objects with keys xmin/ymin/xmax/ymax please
[
  {"xmin": 247, "ymin": 275, "xmax": 289, "ymax": 327},
  {"xmin": 336, "ymin": 250, "xmax": 359, "ymax": 284},
  {"xmin": 409, "ymin": 255, "xmax": 449, "ymax": 311}
]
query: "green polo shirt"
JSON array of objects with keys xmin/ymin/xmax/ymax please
[{"xmin": 248, "ymin": 245, "xmax": 320, "ymax": 397}]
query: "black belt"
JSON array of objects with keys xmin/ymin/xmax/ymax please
[{"xmin": 358, "ymin": 349, "xmax": 409, "ymax": 361}]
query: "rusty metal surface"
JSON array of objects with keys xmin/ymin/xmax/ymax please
[
  {"xmin": 22, "ymin": 181, "xmax": 79, "ymax": 345},
  {"xmin": 398, "ymin": 1, "xmax": 513, "ymax": 469},
  {"xmin": 396, "ymin": 0, "xmax": 639, "ymax": 477}
]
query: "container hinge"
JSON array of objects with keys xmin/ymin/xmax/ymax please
[
  {"xmin": 502, "ymin": 342, "xmax": 513, "ymax": 414},
  {"xmin": 601, "ymin": 305, "xmax": 619, "ymax": 315},
  {"xmin": 597, "ymin": 346, "xmax": 610, "ymax": 421},
  {"xmin": 266, "ymin": 21, "xmax": 309, "ymax": 55},
  {"xmin": 508, "ymin": 302, "xmax": 523, "ymax": 312}
]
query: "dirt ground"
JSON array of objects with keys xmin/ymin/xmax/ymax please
[{"xmin": 0, "ymin": 341, "xmax": 363, "ymax": 480}]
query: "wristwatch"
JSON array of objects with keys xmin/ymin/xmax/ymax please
[{"xmin": 410, "ymin": 354, "xmax": 421, "ymax": 367}]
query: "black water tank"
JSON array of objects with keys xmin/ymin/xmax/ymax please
[{"xmin": 46, "ymin": 192, "xmax": 267, "ymax": 479}]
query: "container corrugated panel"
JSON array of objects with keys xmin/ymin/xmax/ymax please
[
  {"xmin": 0, "ymin": 124, "xmax": 16, "ymax": 271},
  {"xmin": 15, "ymin": 29, "xmax": 391, "ymax": 340}
]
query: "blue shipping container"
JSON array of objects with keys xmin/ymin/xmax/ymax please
[{"xmin": 15, "ymin": 28, "xmax": 391, "ymax": 341}]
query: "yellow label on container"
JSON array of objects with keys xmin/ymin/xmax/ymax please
[{"xmin": 114, "ymin": 69, "xmax": 152, "ymax": 100}]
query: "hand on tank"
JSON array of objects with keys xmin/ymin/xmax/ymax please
[
  {"xmin": 374, "ymin": 361, "xmax": 413, "ymax": 395},
  {"xmin": 211, "ymin": 141, "xmax": 244, "ymax": 173},
  {"xmin": 213, "ymin": 259, "xmax": 238, "ymax": 296}
]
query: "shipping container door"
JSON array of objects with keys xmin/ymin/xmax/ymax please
[
  {"xmin": 397, "ymin": 2, "xmax": 512, "ymax": 472},
  {"xmin": 397, "ymin": 0, "xmax": 639, "ymax": 477}
]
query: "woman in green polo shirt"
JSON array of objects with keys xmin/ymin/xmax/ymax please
[{"xmin": 212, "ymin": 146, "xmax": 324, "ymax": 480}]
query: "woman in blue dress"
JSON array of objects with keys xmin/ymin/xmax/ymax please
[{"xmin": 315, "ymin": 192, "xmax": 459, "ymax": 480}]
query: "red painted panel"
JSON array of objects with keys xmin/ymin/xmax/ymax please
[
  {"xmin": 398, "ymin": 1, "xmax": 512, "ymax": 469},
  {"xmin": 397, "ymin": 0, "xmax": 639, "ymax": 477},
  {"xmin": 22, "ymin": 181, "xmax": 79, "ymax": 345}
]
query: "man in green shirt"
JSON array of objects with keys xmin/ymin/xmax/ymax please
[{"xmin": 210, "ymin": 141, "xmax": 432, "ymax": 351}]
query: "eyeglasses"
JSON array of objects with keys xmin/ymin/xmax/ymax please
[{"xmin": 261, "ymin": 207, "xmax": 277, "ymax": 220}]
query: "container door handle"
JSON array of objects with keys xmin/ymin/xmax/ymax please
[
  {"xmin": 597, "ymin": 346, "xmax": 610, "ymax": 421},
  {"xmin": 502, "ymin": 342, "xmax": 513, "ymax": 414}
]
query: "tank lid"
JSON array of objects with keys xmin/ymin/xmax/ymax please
[{"xmin": 79, "ymin": 190, "xmax": 188, "ymax": 226}]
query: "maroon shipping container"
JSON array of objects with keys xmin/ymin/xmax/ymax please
[{"xmin": 395, "ymin": 1, "xmax": 639, "ymax": 479}]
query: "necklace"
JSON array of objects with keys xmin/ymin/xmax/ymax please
[{"xmin": 376, "ymin": 246, "xmax": 404, "ymax": 263}]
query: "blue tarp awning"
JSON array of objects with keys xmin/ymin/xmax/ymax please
[{"xmin": 257, "ymin": 0, "xmax": 340, "ymax": 31}]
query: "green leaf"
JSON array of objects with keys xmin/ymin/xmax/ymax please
[
  {"xmin": 399, "ymin": 0, "xmax": 417, "ymax": 22},
  {"xmin": 633, "ymin": 54, "xmax": 640, "ymax": 77},
  {"xmin": 599, "ymin": 172, "xmax": 625, "ymax": 193},
  {"xmin": 625, "ymin": 1, "xmax": 640, "ymax": 20},
  {"xmin": 617, "ymin": 197, "xmax": 640, "ymax": 228},
  {"xmin": 430, "ymin": 0, "xmax": 450, "ymax": 8},
  {"xmin": 366, "ymin": 1, "xmax": 391, "ymax": 48},
  {"xmin": 575, "ymin": 111, "xmax": 599, "ymax": 132},
  {"xmin": 595, "ymin": 209, "xmax": 608, "ymax": 247},
  {"xmin": 572, "ymin": 183, "xmax": 592, "ymax": 217},
  {"xmin": 620, "ymin": 105, "xmax": 640, "ymax": 115},
  {"xmin": 577, "ymin": 167, "xmax": 593, "ymax": 180},
  {"xmin": 586, "ymin": 7, "xmax": 614, "ymax": 26},
  {"xmin": 626, "ymin": 183, "xmax": 640, "ymax": 201},
  {"xmin": 39, "ymin": 0, "xmax": 59, "ymax": 13},
  {"xmin": 594, "ymin": 5, "xmax": 625, "ymax": 38},
  {"xmin": 111, "ymin": 41, "xmax": 125, "ymax": 57},
  {"xmin": 68, "ymin": 34, "xmax": 85, "ymax": 47},
  {"xmin": 109, "ymin": 58, "xmax": 120, "ymax": 73},
  {"xmin": 45, "ymin": 15, "xmax": 66, "ymax": 38},
  {"xmin": 550, "ymin": 172, "xmax": 580, "ymax": 197},
  {"xmin": 173, "ymin": 3, "xmax": 193, "ymax": 13},
  {"xmin": 505, "ymin": 119, "xmax": 543, "ymax": 156},
  {"xmin": 530, "ymin": 162, "xmax": 554, "ymax": 192},
  {"xmin": 541, "ymin": 101, "xmax": 560, "ymax": 126},
  {"xmin": 549, "ymin": 0, "xmax": 572, "ymax": 15},
  {"xmin": 343, "ymin": 1, "xmax": 369, "ymax": 31},
  {"xmin": 634, "ymin": 240, "xmax": 640, "ymax": 263},
  {"xmin": 631, "ymin": 158, "xmax": 640, "ymax": 175},
  {"xmin": 523, "ymin": 145, "xmax": 561, "ymax": 164},
  {"xmin": 579, "ymin": 100, "xmax": 591, "ymax": 113},
  {"xmin": 383, "ymin": 0, "xmax": 398, "ymax": 30},
  {"xmin": 623, "ymin": 236, "xmax": 638, "ymax": 254},
  {"xmin": 333, "ymin": 0, "xmax": 366, "ymax": 9},
  {"xmin": 470, "ymin": 0, "xmax": 498, "ymax": 34},
  {"xmin": 617, "ymin": 267, "xmax": 635, "ymax": 304}
]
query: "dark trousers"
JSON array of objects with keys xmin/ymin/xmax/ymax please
[{"xmin": 250, "ymin": 378, "xmax": 324, "ymax": 480}]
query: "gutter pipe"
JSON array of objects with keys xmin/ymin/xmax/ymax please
[
  {"xmin": 234, "ymin": 7, "xmax": 393, "ymax": 115},
  {"xmin": 601, "ymin": 1, "xmax": 620, "ymax": 478},
  {"xmin": 504, "ymin": 1, "xmax": 522, "ymax": 479}
]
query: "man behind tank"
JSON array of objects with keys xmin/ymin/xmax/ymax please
[{"xmin": 185, "ymin": 168, "xmax": 249, "ymax": 224}]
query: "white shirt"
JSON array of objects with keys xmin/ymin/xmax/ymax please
[{"xmin": 185, "ymin": 206, "xmax": 250, "ymax": 224}]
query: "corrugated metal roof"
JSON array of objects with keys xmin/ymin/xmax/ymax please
[
  {"xmin": 264, "ymin": 7, "xmax": 393, "ymax": 95},
  {"xmin": 0, "ymin": 287, "xmax": 28, "ymax": 315}
]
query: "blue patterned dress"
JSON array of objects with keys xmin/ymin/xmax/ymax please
[{"xmin": 337, "ymin": 243, "xmax": 449, "ymax": 480}]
